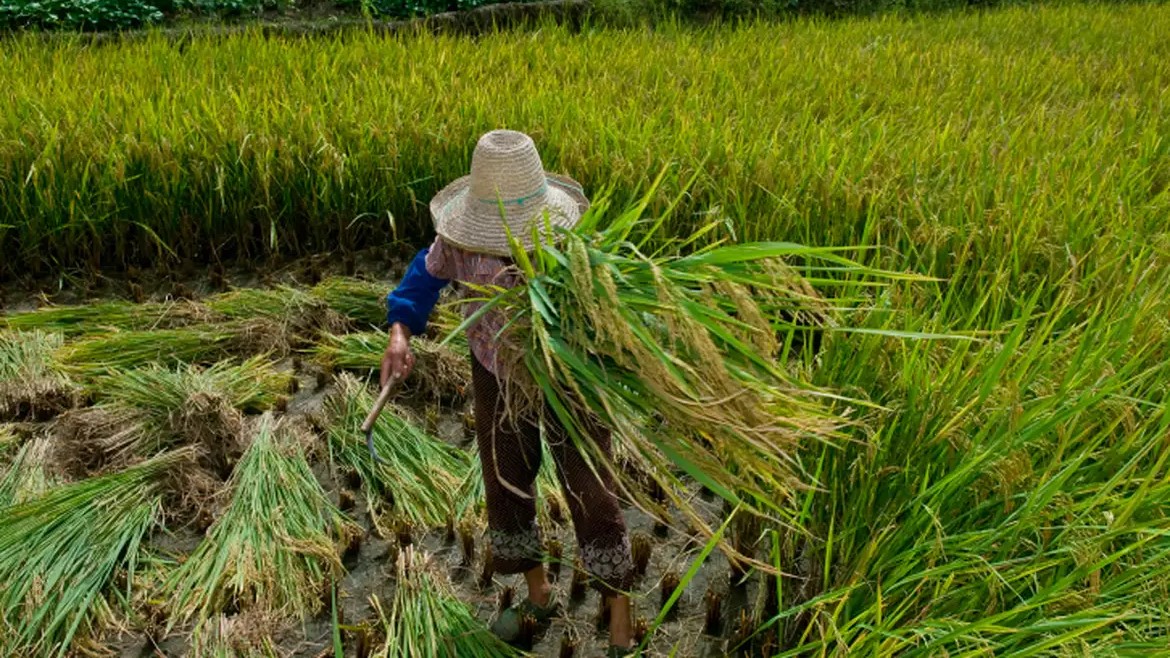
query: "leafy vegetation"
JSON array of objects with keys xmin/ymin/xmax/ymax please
[{"xmin": 2, "ymin": 3, "xmax": 1165, "ymax": 296}]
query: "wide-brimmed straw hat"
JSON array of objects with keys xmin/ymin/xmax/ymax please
[{"xmin": 430, "ymin": 130, "xmax": 589, "ymax": 257}]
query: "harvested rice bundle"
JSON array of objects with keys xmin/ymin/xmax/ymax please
[
  {"xmin": 0, "ymin": 330, "xmax": 77, "ymax": 421},
  {"xmin": 0, "ymin": 423, "xmax": 19, "ymax": 464},
  {"xmin": 324, "ymin": 374, "xmax": 470, "ymax": 532},
  {"xmin": 56, "ymin": 357, "xmax": 291, "ymax": 478},
  {"xmin": 314, "ymin": 331, "xmax": 471, "ymax": 400},
  {"xmin": 371, "ymin": 546, "xmax": 525, "ymax": 658},
  {"xmin": 0, "ymin": 433, "xmax": 61, "ymax": 506},
  {"xmin": 473, "ymin": 192, "xmax": 903, "ymax": 542},
  {"xmin": 187, "ymin": 613, "xmax": 283, "ymax": 658},
  {"xmin": 0, "ymin": 449, "xmax": 186, "ymax": 658},
  {"xmin": 165, "ymin": 414, "xmax": 358, "ymax": 627},
  {"xmin": 206, "ymin": 286, "xmax": 349, "ymax": 344},
  {"xmin": 0, "ymin": 299, "xmax": 209, "ymax": 336},
  {"xmin": 53, "ymin": 319, "xmax": 287, "ymax": 377},
  {"xmin": 310, "ymin": 276, "xmax": 390, "ymax": 329},
  {"xmin": 92, "ymin": 356, "xmax": 292, "ymax": 415}
]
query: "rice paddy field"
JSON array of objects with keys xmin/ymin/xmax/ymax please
[{"xmin": 2, "ymin": 1, "xmax": 1170, "ymax": 656}]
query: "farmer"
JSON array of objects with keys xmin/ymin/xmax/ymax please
[{"xmin": 381, "ymin": 129, "xmax": 636, "ymax": 656}]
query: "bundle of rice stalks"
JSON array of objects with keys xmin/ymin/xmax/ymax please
[
  {"xmin": 324, "ymin": 374, "xmax": 470, "ymax": 532},
  {"xmin": 53, "ymin": 320, "xmax": 287, "ymax": 377},
  {"xmin": 0, "ymin": 299, "xmax": 209, "ymax": 336},
  {"xmin": 165, "ymin": 414, "xmax": 358, "ymax": 628},
  {"xmin": 314, "ymin": 331, "xmax": 471, "ymax": 401},
  {"xmin": 0, "ymin": 433, "xmax": 61, "ymax": 506},
  {"xmin": 371, "ymin": 547, "xmax": 524, "ymax": 658},
  {"xmin": 472, "ymin": 188, "xmax": 914, "ymax": 547},
  {"xmin": 206, "ymin": 285, "xmax": 350, "ymax": 345},
  {"xmin": 56, "ymin": 357, "xmax": 291, "ymax": 479},
  {"xmin": 0, "ymin": 449, "xmax": 186, "ymax": 657},
  {"xmin": 310, "ymin": 277, "xmax": 391, "ymax": 329},
  {"xmin": 186, "ymin": 613, "xmax": 283, "ymax": 658},
  {"xmin": 0, "ymin": 330, "xmax": 77, "ymax": 421},
  {"xmin": 92, "ymin": 356, "xmax": 292, "ymax": 416}
]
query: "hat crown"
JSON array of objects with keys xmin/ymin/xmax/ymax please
[{"xmin": 467, "ymin": 130, "xmax": 549, "ymax": 208}]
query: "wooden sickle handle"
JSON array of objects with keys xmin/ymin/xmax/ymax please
[{"xmin": 360, "ymin": 379, "xmax": 399, "ymax": 433}]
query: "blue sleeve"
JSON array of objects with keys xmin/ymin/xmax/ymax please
[{"xmin": 385, "ymin": 247, "xmax": 449, "ymax": 335}]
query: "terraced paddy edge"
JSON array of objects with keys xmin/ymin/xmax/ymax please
[{"xmin": 1, "ymin": 2, "xmax": 1167, "ymax": 300}]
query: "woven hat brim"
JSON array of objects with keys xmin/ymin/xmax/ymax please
[{"xmin": 430, "ymin": 173, "xmax": 589, "ymax": 257}]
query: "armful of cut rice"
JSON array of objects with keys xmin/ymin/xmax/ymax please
[{"xmin": 452, "ymin": 191, "xmax": 915, "ymax": 563}]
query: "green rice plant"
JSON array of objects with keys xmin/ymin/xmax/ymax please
[
  {"xmin": 324, "ymin": 374, "xmax": 470, "ymax": 532},
  {"xmin": 371, "ymin": 546, "xmax": 525, "ymax": 658},
  {"xmin": 742, "ymin": 255, "xmax": 1170, "ymax": 653},
  {"xmin": 165, "ymin": 413, "xmax": 359, "ymax": 627},
  {"xmin": 0, "ymin": 433, "xmax": 61, "ymax": 506},
  {"xmin": 0, "ymin": 299, "xmax": 209, "ymax": 336},
  {"xmin": 0, "ymin": 330, "xmax": 76, "ymax": 421},
  {"xmin": 0, "ymin": 449, "xmax": 186, "ymax": 657},
  {"xmin": 0, "ymin": 3, "xmax": 1166, "ymax": 316},
  {"xmin": 314, "ymin": 331, "xmax": 471, "ymax": 400},
  {"xmin": 52, "ymin": 320, "xmax": 285, "ymax": 377}
]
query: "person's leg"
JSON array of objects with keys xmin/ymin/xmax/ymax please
[
  {"xmin": 472, "ymin": 355, "xmax": 547, "ymax": 598},
  {"xmin": 473, "ymin": 356, "xmax": 559, "ymax": 647},
  {"xmin": 544, "ymin": 412, "xmax": 635, "ymax": 650}
]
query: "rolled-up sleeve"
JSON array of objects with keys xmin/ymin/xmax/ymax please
[{"xmin": 385, "ymin": 241, "xmax": 450, "ymax": 335}]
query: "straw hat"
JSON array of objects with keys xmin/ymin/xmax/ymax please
[{"xmin": 430, "ymin": 130, "xmax": 589, "ymax": 256}]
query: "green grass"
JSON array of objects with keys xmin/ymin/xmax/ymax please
[{"xmin": 164, "ymin": 414, "xmax": 358, "ymax": 628}]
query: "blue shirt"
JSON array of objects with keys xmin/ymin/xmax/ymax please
[{"xmin": 385, "ymin": 247, "xmax": 449, "ymax": 335}]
